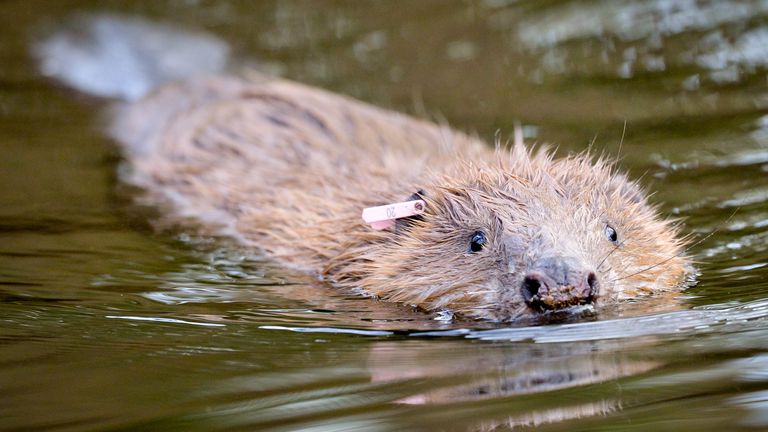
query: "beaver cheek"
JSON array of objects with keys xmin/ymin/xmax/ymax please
[
  {"xmin": 494, "ymin": 237, "xmax": 530, "ymax": 314},
  {"xmin": 495, "ymin": 272, "xmax": 529, "ymax": 318},
  {"xmin": 501, "ymin": 236, "xmax": 526, "ymax": 268},
  {"xmin": 506, "ymin": 259, "xmax": 517, "ymax": 275}
]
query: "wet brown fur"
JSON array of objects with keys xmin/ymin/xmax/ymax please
[{"xmin": 112, "ymin": 73, "xmax": 691, "ymax": 321}]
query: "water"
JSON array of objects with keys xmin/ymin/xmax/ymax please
[{"xmin": 2, "ymin": 0, "xmax": 768, "ymax": 430}]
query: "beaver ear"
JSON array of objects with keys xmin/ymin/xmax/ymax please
[
  {"xmin": 406, "ymin": 189, "xmax": 427, "ymax": 202},
  {"xmin": 395, "ymin": 189, "xmax": 428, "ymax": 231}
]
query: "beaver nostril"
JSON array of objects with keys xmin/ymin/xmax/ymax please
[
  {"xmin": 582, "ymin": 272, "xmax": 598, "ymax": 305},
  {"xmin": 521, "ymin": 276, "xmax": 541, "ymax": 302},
  {"xmin": 587, "ymin": 272, "xmax": 597, "ymax": 291}
]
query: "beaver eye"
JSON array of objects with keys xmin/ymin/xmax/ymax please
[
  {"xmin": 604, "ymin": 224, "xmax": 619, "ymax": 244},
  {"xmin": 469, "ymin": 231, "xmax": 486, "ymax": 253}
]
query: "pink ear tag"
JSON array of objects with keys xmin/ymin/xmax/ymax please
[{"xmin": 362, "ymin": 199, "xmax": 426, "ymax": 230}]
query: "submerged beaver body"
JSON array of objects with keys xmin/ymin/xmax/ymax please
[{"xmin": 110, "ymin": 74, "xmax": 690, "ymax": 321}]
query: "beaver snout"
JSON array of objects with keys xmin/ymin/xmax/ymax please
[{"xmin": 521, "ymin": 256, "xmax": 598, "ymax": 312}]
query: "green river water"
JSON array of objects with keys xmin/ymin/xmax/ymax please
[{"xmin": 2, "ymin": 1, "xmax": 768, "ymax": 431}]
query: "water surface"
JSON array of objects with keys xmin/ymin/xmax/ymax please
[{"xmin": 2, "ymin": 1, "xmax": 768, "ymax": 430}]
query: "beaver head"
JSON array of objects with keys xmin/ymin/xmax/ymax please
[{"xmin": 326, "ymin": 146, "xmax": 691, "ymax": 322}]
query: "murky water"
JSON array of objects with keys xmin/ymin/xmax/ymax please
[{"xmin": 3, "ymin": 0, "xmax": 768, "ymax": 430}]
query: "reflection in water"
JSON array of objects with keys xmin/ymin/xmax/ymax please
[
  {"xmin": 245, "ymin": 300, "xmax": 768, "ymax": 429},
  {"xmin": 2, "ymin": 0, "xmax": 768, "ymax": 431},
  {"xmin": 180, "ymin": 322, "xmax": 768, "ymax": 431},
  {"xmin": 368, "ymin": 341, "xmax": 655, "ymax": 429}
]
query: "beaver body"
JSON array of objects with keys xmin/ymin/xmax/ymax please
[{"xmin": 110, "ymin": 73, "xmax": 691, "ymax": 321}]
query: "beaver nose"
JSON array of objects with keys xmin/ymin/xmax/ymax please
[{"xmin": 520, "ymin": 256, "xmax": 598, "ymax": 312}]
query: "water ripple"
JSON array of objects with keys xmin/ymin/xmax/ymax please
[
  {"xmin": 260, "ymin": 299, "xmax": 768, "ymax": 343},
  {"xmin": 105, "ymin": 315, "xmax": 226, "ymax": 327}
]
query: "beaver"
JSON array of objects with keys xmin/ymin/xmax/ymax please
[
  {"xmin": 110, "ymin": 74, "xmax": 692, "ymax": 321},
  {"xmin": 39, "ymin": 15, "xmax": 692, "ymax": 321}
]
